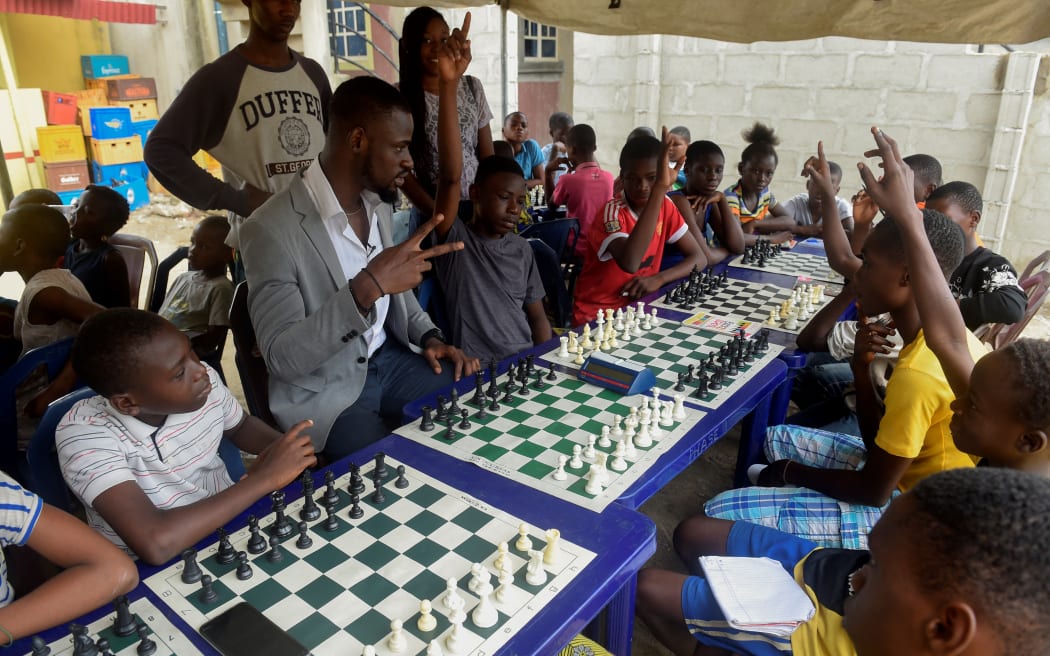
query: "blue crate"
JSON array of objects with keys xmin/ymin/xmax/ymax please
[
  {"xmin": 56, "ymin": 189, "xmax": 84, "ymax": 205},
  {"xmin": 81, "ymin": 55, "xmax": 129, "ymax": 79},
  {"xmin": 88, "ymin": 106, "xmax": 133, "ymax": 139},
  {"xmin": 113, "ymin": 177, "xmax": 150, "ymax": 211},
  {"xmin": 131, "ymin": 119, "xmax": 157, "ymax": 147},
  {"xmin": 91, "ymin": 160, "xmax": 147, "ymax": 185}
]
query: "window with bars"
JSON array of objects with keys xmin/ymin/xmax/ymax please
[
  {"xmin": 522, "ymin": 19, "xmax": 557, "ymax": 60},
  {"xmin": 328, "ymin": 1, "xmax": 368, "ymax": 59}
]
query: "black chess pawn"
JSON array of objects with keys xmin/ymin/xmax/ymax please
[
  {"xmin": 70, "ymin": 624, "xmax": 95, "ymax": 656},
  {"xmin": 546, "ymin": 363, "xmax": 557, "ymax": 381},
  {"xmin": 517, "ymin": 375, "xmax": 530, "ymax": 395},
  {"xmin": 685, "ymin": 364, "xmax": 696, "ymax": 383},
  {"xmin": 180, "ymin": 548, "xmax": 202, "ymax": 584},
  {"xmin": 265, "ymin": 535, "xmax": 283, "ymax": 563},
  {"xmin": 470, "ymin": 372, "xmax": 485, "ymax": 406},
  {"xmin": 96, "ymin": 638, "xmax": 114, "ymax": 656},
  {"xmin": 135, "ymin": 622, "xmax": 157, "ymax": 656},
  {"xmin": 371, "ymin": 476, "xmax": 386, "ymax": 504},
  {"xmin": 710, "ymin": 367, "xmax": 724, "ymax": 390},
  {"xmin": 321, "ymin": 470, "xmax": 339, "ymax": 507},
  {"xmin": 435, "ymin": 395, "xmax": 448, "ymax": 421},
  {"xmin": 475, "ymin": 403, "xmax": 488, "ymax": 420},
  {"xmin": 694, "ymin": 375, "xmax": 709, "ymax": 398},
  {"xmin": 216, "ymin": 528, "xmax": 236, "ymax": 565},
  {"xmin": 247, "ymin": 515, "xmax": 267, "ymax": 554},
  {"xmin": 526, "ymin": 354, "xmax": 536, "ymax": 374},
  {"xmin": 323, "ymin": 505, "xmax": 338, "ymax": 531},
  {"xmin": 30, "ymin": 636, "xmax": 51, "ymax": 656},
  {"xmin": 394, "ymin": 464, "xmax": 409, "ymax": 489},
  {"xmin": 295, "ymin": 521, "xmax": 313, "ymax": 549},
  {"xmin": 348, "ymin": 492, "xmax": 364, "ymax": 519},
  {"xmin": 448, "ymin": 388, "xmax": 461, "ymax": 416},
  {"xmin": 198, "ymin": 574, "xmax": 218, "ymax": 604},
  {"xmin": 374, "ymin": 452, "xmax": 388, "ymax": 479},
  {"xmin": 236, "ymin": 551, "xmax": 253, "ymax": 580},
  {"xmin": 533, "ymin": 370, "xmax": 546, "ymax": 390},
  {"xmin": 502, "ymin": 381, "xmax": 514, "ymax": 403},
  {"xmin": 674, "ymin": 371, "xmax": 686, "ymax": 392},
  {"xmin": 269, "ymin": 491, "xmax": 292, "ymax": 538},
  {"xmin": 458, "ymin": 408, "xmax": 471, "ymax": 430},
  {"xmin": 487, "ymin": 394, "xmax": 500, "ymax": 412},
  {"xmin": 349, "ymin": 463, "xmax": 365, "ymax": 494},
  {"xmin": 443, "ymin": 417, "xmax": 456, "ymax": 440},
  {"xmin": 112, "ymin": 594, "xmax": 136, "ymax": 637},
  {"xmin": 419, "ymin": 406, "xmax": 435, "ymax": 431}
]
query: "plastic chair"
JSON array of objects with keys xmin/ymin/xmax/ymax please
[
  {"xmin": 0, "ymin": 337, "xmax": 74, "ymax": 477},
  {"xmin": 980, "ymin": 271, "xmax": 1050, "ymax": 350},
  {"xmin": 149, "ymin": 246, "xmax": 189, "ymax": 313},
  {"xmin": 229, "ymin": 282, "xmax": 277, "ymax": 428},
  {"xmin": 25, "ymin": 387, "xmax": 94, "ymax": 511},
  {"xmin": 528, "ymin": 239, "xmax": 573, "ymax": 329},
  {"xmin": 520, "ymin": 218, "xmax": 580, "ymax": 266},
  {"xmin": 109, "ymin": 233, "xmax": 158, "ymax": 310},
  {"xmin": 1020, "ymin": 249, "xmax": 1050, "ymax": 282}
]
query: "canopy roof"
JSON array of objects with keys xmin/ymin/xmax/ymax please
[{"xmin": 384, "ymin": 0, "xmax": 1050, "ymax": 45}]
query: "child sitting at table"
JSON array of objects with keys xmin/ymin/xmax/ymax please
[
  {"xmin": 782, "ymin": 159, "xmax": 854, "ymax": 237},
  {"xmin": 637, "ymin": 467, "xmax": 1050, "ymax": 656},
  {"xmin": 0, "ymin": 471, "xmax": 138, "ymax": 645},
  {"xmin": 502, "ymin": 111, "xmax": 545, "ymax": 189},
  {"xmin": 64, "ymin": 185, "xmax": 131, "ymax": 309},
  {"xmin": 57, "ymin": 309, "xmax": 317, "ymax": 564},
  {"xmin": 547, "ymin": 124, "xmax": 615, "ymax": 259},
  {"xmin": 541, "ymin": 111, "xmax": 573, "ymax": 192},
  {"xmin": 430, "ymin": 44, "xmax": 550, "ymax": 362},
  {"xmin": 669, "ymin": 140, "xmax": 745, "ymax": 263},
  {"xmin": 158, "ymin": 215, "xmax": 235, "ymax": 360},
  {"xmin": 724, "ymin": 123, "xmax": 796, "ymax": 245},
  {"xmin": 704, "ymin": 144, "xmax": 986, "ymax": 550},
  {"xmin": 571, "ymin": 130, "xmax": 705, "ymax": 326},
  {"xmin": 667, "ymin": 126, "xmax": 690, "ymax": 190}
]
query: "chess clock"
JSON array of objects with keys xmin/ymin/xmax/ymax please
[{"xmin": 578, "ymin": 351, "xmax": 656, "ymax": 395}]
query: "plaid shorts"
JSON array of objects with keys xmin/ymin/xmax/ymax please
[{"xmin": 704, "ymin": 425, "xmax": 893, "ymax": 549}]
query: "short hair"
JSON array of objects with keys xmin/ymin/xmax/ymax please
[
  {"xmin": 3, "ymin": 205, "xmax": 70, "ymax": 260},
  {"xmin": 491, "ymin": 140, "xmax": 514, "ymax": 159},
  {"xmin": 10, "ymin": 188, "xmax": 61, "ymax": 208},
  {"xmin": 72, "ymin": 309, "xmax": 171, "ymax": 396},
  {"xmin": 619, "ymin": 135, "xmax": 662, "ymax": 170},
  {"xmin": 626, "ymin": 126, "xmax": 656, "ymax": 142},
  {"xmin": 1000, "ymin": 339, "xmax": 1050, "ymax": 429},
  {"xmin": 84, "ymin": 184, "xmax": 129, "ymax": 236},
  {"xmin": 685, "ymin": 140, "xmax": 724, "ymax": 165},
  {"xmin": 868, "ymin": 208, "xmax": 964, "ymax": 279},
  {"xmin": 195, "ymin": 215, "xmax": 231, "ymax": 239},
  {"xmin": 566, "ymin": 124, "xmax": 597, "ymax": 153},
  {"xmin": 827, "ymin": 160, "xmax": 843, "ymax": 179},
  {"xmin": 903, "ymin": 154, "xmax": 943, "ymax": 187},
  {"xmin": 548, "ymin": 112, "xmax": 573, "ymax": 132},
  {"xmin": 927, "ymin": 181, "xmax": 983, "ymax": 215},
  {"xmin": 474, "ymin": 155, "xmax": 525, "ymax": 187},
  {"xmin": 329, "ymin": 76, "xmax": 411, "ymax": 132},
  {"xmin": 503, "ymin": 111, "xmax": 526, "ymax": 126},
  {"xmin": 740, "ymin": 122, "xmax": 780, "ymax": 165},
  {"xmin": 902, "ymin": 468, "xmax": 1050, "ymax": 655},
  {"xmin": 669, "ymin": 125, "xmax": 691, "ymax": 141}
]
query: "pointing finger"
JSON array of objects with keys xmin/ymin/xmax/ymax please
[
  {"xmin": 461, "ymin": 11, "xmax": 471, "ymax": 38},
  {"xmin": 418, "ymin": 240, "xmax": 465, "ymax": 260}
]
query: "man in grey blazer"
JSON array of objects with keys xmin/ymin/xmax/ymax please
[{"xmin": 240, "ymin": 75, "xmax": 478, "ymax": 460}]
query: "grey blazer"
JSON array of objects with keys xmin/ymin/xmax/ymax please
[{"xmin": 239, "ymin": 174, "xmax": 437, "ymax": 447}]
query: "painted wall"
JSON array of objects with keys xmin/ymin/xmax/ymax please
[{"xmin": 0, "ymin": 14, "xmax": 110, "ymax": 91}]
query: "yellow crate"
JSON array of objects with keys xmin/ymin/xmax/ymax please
[
  {"xmin": 111, "ymin": 99, "xmax": 158, "ymax": 122},
  {"xmin": 89, "ymin": 136, "xmax": 144, "ymax": 166},
  {"xmin": 37, "ymin": 125, "xmax": 87, "ymax": 163},
  {"xmin": 85, "ymin": 74, "xmax": 139, "ymax": 92}
]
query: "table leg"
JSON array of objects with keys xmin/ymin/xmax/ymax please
[
  {"xmin": 735, "ymin": 392, "xmax": 771, "ymax": 488},
  {"xmin": 603, "ymin": 573, "xmax": 639, "ymax": 656}
]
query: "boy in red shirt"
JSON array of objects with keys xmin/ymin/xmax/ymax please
[
  {"xmin": 572, "ymin": 129, "xmax": 705, "ymax": 326},
  {"xmin": 547, "ymin": 124, "xmax": 615, "ymax": 259}
]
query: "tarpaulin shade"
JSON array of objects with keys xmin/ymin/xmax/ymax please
[{"xmin": 0, "ymin": 0, "xmax": 156, "ymax": 25}]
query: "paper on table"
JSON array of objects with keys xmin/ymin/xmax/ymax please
[{"xmin": 699, "ymin": 555, "xmax": 816, "ymax": 637}]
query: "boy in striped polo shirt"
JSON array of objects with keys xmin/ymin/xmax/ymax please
[{"xmin": 57, "ymin": 309, "xmax": 317, "ymax": 565}]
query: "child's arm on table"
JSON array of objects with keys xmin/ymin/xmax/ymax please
[{"xmin": 525, "ymin": 300, "xmax": 552, "ymax": 344}]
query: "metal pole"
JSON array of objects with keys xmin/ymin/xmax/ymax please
[{"xmin": 500, "ymin": 1, "xmax": 509, "ymax": 120}]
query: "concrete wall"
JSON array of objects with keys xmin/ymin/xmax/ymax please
[{"xmin": 571, "ymin": 35, "xmax": 1050, "ymax": 268}]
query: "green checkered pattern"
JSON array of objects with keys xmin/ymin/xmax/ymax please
[
  {"xmin": 396, "ymin": 371, "xmax": 705, "ymax": 512},
  {"xmin": 729, "ymin": 250, "xmax": 845, "ymax": 284},
  {"xmin": 145, "ymin": 458, "xmax": 594, "ymax": 656},
  {"xmin": 25, "ymin": 598, "xmax": 200, "ymax": 655}
]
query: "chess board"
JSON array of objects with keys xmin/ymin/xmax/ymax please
[
  {"xmin": 729, "ymin": 250, "xmax": 844, "ymax": 284},
  {"xmin": 395, "ymin": 370, "xmax": 705, "ymax": 513},
  {"xmin": 20, "ymin": 597, "xmax": 201, "ymax": 656},
  {"xmin": 540, "ymin": 318, "xmax": 783, "ymax": 408},
  {"xmin": 144, "ymin": 457, "xmax": 594, "ymax": 656},
  {"xmin": 649, "ymin": 278, "xmax": 822, "ymax": 334}
]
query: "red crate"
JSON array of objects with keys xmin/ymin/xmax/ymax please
[{"xmin": 42, "ymin": 91, "xmax": 77, "ymax": 125}]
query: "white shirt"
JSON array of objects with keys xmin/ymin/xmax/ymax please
[{"xmin": 301, "ymin": 158, "xmax": 389, "ymax": 356}]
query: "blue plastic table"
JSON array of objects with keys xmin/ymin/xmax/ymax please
[{"xmin": 11, "ymin": 436, "xmax": 655, "ymax": 656}]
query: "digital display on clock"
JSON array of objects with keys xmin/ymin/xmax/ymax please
[{"xmin": 583, "ymin": 361, "xmax": 635, "ymax": 385}]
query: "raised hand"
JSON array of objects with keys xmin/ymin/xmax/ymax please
[
  {"xmin": 801, "ymin": 141, "xmax": 836, "ymax": 201},
  {"xmin": 657, "ymin": 126, "xmax": 684, "ymax": 190},
  {"xmin": 437, "ymin": 12, "xmax": 472, "ymax": 81},
  {"xmin": 851, "ymin": 189, "xmax": 878, "ymax": 226},
  {"xmin": 365, "ymin": 213, "xmax": 464, "ymax": 296},
  {"xmin": 858, "ymin": 127, "xmax": 920, "ymax": 225}
]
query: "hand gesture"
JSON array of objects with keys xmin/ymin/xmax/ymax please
[
  {"xmin": 689, "ymin": 191, "xmax": 723, "ymax": 216},
  {"xmin": 366, "ymin": 214, "xmax": 464, "ymax": 296},
  {"xmin": 436, "ymin": 12, "xmax": 472, "ymax": 82},
  {"xmin": 801, "ymin": 141, "xmax": 837, "ymax": 202},
  {"xmin": 249, "ymin": 420, "xmax": 317, "ymax": 490},
  {"xmin": 657, "ymin": 126, "xmax": 684, "ymax": 191},
  {"xmin": 851, "ymin": 189, "xmax": 878, "ymax": 226},
  {"xmin": 621, "ymin": 275, "xmax": 662, "ymax": 300},
  {"xmin": 858, "ymin": 127, "xmax": 921, "ymax": 226},
  {"xmin": 422, "ymin": 339, "xmax": 480, "ymax": 381},
  {"xmin": 852, "ymin": 317, "xmax": 896, "ymax": 365}
]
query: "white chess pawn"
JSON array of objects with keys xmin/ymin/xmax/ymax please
[
  {"xmin": 362, "ymin": 646, "xmax": 376, "ymax": 656},
  {"xmin": 608, "ymin": 330, "xmax": 619, "ymax": 349},
  {"xmin": 468, "ymin": 562, "xmax": 485, "ymax": 593},
  {"xmin": 768, "ymin": 308, "xmax": 778, "ymax": 325},
  {"xmin": 557, "ymin": 335, "xmax": 569, "ymax": 358},
  {"xmin": 584, "ymin": 436, "xmax": 596, "ymax": 459},
  {"xmin": 673, "ymin": 393, "xmax": 687, "ymax": 420},
  {"xmin": 543, "ymin": 528, "xmax": 561, "ymax": 566},
  {"xmin": 632, "ymin": 317, "xmax": 643, "ymax": 337},
  {"xmin": 619, "ymin": 321, "xmax": 631, "ymax": 343},
  {"xmin": 659, "ymin": 401, "xmax": 674, "ymax": 426},
  {"xmin": 387, "ymin": 619, "xmax": 407, "ymax": 653},
  {"xmin": 634, "ymin": 419, "xmax": 652, "ymax": 448},
  {"xmin": 612, "ymin": 415, "xmax": 624, "ymax": 437},
  {"xmin": 624, "ymin": 416, "xmax": 637, "ymax": 441},
  {"xmin": 595, "ymin": 453, "xmax": 610, "ymax": 485},
  {"xmin": 573, "ymin": 348, "xmax": 585, "ymax": 365},
  {"xmin": 418, "ymin": 599, "xmax": 438, "ymax": 632},
  {"xmin": 621, "ymin": 435, "xmax": 638, "ymax": 459},
  {"xmin": 493, "ymin": 542, "xmax": 510, "ymax": 571},
  {"xmin": 610, "ymin": 440, "xmax": 628, "ymax": 471},
  {"xmin": 581, "ymin": 324, "xmax": 593, "ymax": 350},
  {"xmin": 569, "ymin": 445, "xmax": 583, "ymax": 469},
  {"xmin": 515, "ymin": 523, "xmax": 531, "ymax": 551},
  {"xmin": 445, "ymin": 614, "xmax": 466, "ymax": 654},
  {"xmin": 525, "ymin": 548, "xmax": 548, "ymax": 585},
  {"xmin": 641, "ymin": 313, "xmax": 653, "ymax": 331},
  {"xmin": 595, "ymin": 310, "xmax": 605, "ymax": 328},
  {"xmin": 649, "ymin": 411, "xmax": 663, "ymax": 439},
  {"xmin": 427, "ymin": 640, "xmax": 444, "ymax": 656},
  {"xmin": 614, "ymin": 309, "xmax": 625, "ymax": 332},
  {"xmin": 584, "ymin": 464, "xmax": 604, "ymax": 496},
  {"xmin": 443, "ymin": 577, "xmax": 464, "ymax": 611},
  {"xmin": 598, "ymin": 425, "xmax": 612, "ymax": 448},
  {"xmin": 552, "ymin": 455, "xmax": 568, "ymax": 480},
  {"xmin": 495, "ymin": 567, "xmax": 513, "ymax": 604},
  {"xmin": 650, "ymin": 307, "xmax": 660, "ymax": 326}
]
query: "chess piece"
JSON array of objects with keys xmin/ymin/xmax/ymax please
[
  {"xmin": 135, "ymin": 623, "xmax": 156, "ymax": 656},
  {"xmin": 443, "ymin": 418, "xmax": 456, "ymax": 441},
  {"xmin": 468, "ymin": 562, "xmax": 486, "ymax": 593},
  {"xmin": 611, "ymin": 415, "xmax": 624, "ymax": 437},
  {"xmin": 493, "ymin": 541, "xmax": 510, "ymax": 571},
  {"xmin": 387, "ymin": 619, "xmax": 407, "ymax": 653},
  {"xmin": 362, "ymin": 647, "xmax": 376, "ymax": 656},
  {"xmin": 30, "ymin": 636, "xmax": 51, "ymax": 656},
  {"xmin": 442, "ymin": 577, "xmax": 464, "ymax": 611},
  {"xmin": 595, "ymin": 453, "xmax": 610, "ymax": 486},
  {"xmin": 557, "ymin": 335, "xmax": 569, "ymax": 358},
  {"xmin": 323, "ymin": 505, "xmax": 338, "ymax": 531},
  {"xmin": 598, "ymin": 425, "xmax": 612, "ymax": 448},
  {"xmin": 435, "ymin": 395, "xmax": 448, "ymax": 421},
  {"xmin": 247, "ymin": 515, "xmax": 267, "ymax": 554},
  {"xmin": 236, "ymin": 551, "xmax": 253, "ymax": 580},
  {"xmin": 348, "ymin": 492, "xmax": 364, "ymax": 519},
  {"xmin": 322, "ymin": 470, "xmax": 339, "ymax": 507},
  {"xmin": 543, "ymin": 528, "xmax": 561, "ymax": 566},
  {"xmin": 552, "ymin": 455, "xmax": 568, "ymax": 481},
  {"xmin": 487, "ymin": 394, "xmax": 500, "ymax": 412},
  {"xmin": 610, "ymin": 440, "xmax": 627, "ymax": 471},
  {"xmin": 546, "ymin": 363, "xmax": 557, "ymax": 381},
  {"xmin": 445, "ymin": 613, "xmax": 466, "ymax": 654},
  {"xmin": 475, "ymin": 403, "xmax": 488, "ymax": 421},
  {"xmin": 495, "ymin": 567, "xmax": 513, "ymax": 604},
  {"xmin": 70, "ymin": 624, "xmax": 96, "ymax": 656},
  {"xmin": 634, "ymin": 418, "xmax": 652, "ymax": 448},
  {"xmin": 569, "ymin": 444, "xmax": 583, "ymax": 469},
  {"xmin": 448, "ymin": 389, "xmax": 461, "ymax": 417},
  {"xmin": 372, "ymin": 476, "xmax": 386, "ymax": 504},
  {"xmin": 584, "ymin": 463, "xmax": 604, "ymax": 495},
  {"xmin": 296, "ymin": 520, "xmax": 313, "ymax": 549},
  {"xmin": 583, "ymin": 435, "xmax": 596, "ymax": 459},
  {"xmin": 427, "ymin": 639, "xmax": 444, "ymax": 656},
  {"xmin": 180, "ymin": 548, "xmax": 202, "ymax": 584},
  {"xmin": 458, "ymin": 408, "xmax": 471, "ymax": 429},
  {"xmin": 621, "ymin": 435, "xmax": 637, "ymax": 459},
  {"xmin": 198, "ymin": 574, "xmax": 218, "ymax": 604},
  {"xmin": 113, "ymin": 594, "xmax": 136, "ymax": 637},
  {"xmin": 374, "ymin": 452, "xmax": 389, "ymax": 480},
  {"xmin": 525, "ymin": 548, "xmax": 547, "ymax": 585},
  {"xmin": 216, "ymin": 527, "xmax": 236, "ymax": 564},
  {"xmin": 269, "ymin": 490, "xmax": 293, "ymax": 538},
  {"xmin": 471, "ymin": 578, "xmax": 498, "ymax": 628},
  {"xmin": 418, "ymin": 599, "xmax": 437, "ymax": 632},
  {"xmin": 420, "ymin": 406, "xmax": 435, "ymax": 431},
  {"xmin": 395, "ymin": 464, "xmax": 409, "ymax": 489},
  {"xmin": 515, "ymin": 523, "xmax": 531, "ymax": 551},
  {"xmin": 300, "ymin": 483, "xmax": 321, "ymax": 522},
  {"xmin": 96, "ymin": 639, "xmax": 114, "ymax": 656},
  {"xmin": 266, "ymin": 535, "xmax": 283, "ymax": 563},
  {"xmin": 470, "ymin": 372, "xmax": 486, "ymax": 406}
]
